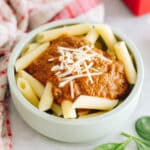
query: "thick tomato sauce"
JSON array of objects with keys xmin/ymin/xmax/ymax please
[{"xmin": 26, "ymin": 34, "xmax": 130, "ymax": 104}]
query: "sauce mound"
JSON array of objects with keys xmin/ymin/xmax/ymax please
[{"xmin": 26, "ymin": 34, "xmax": 129, "ymax": 104}]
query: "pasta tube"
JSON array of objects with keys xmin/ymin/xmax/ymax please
[
  {"xmin": 39, "ymin": 82, "xmax": 53, "ymax": 111},
  {"xmin": 36, "ymin": 24, "xmax": 92, "ymax": 43},
  {"xmin": 61, "ymin": 100, "xmax": 76, "ymax": 119},
  {"xmin": 18, "ymin": 70, "xmax": 44, "ymax": 98},
  {"xmin": 17, "ymin": 77, "xmax": 39, "ymax": 107},
  {"xmin": 51, "ymin": 103, "xmax": 62, "ymax": 116},
  {"xmin": 15, "ymin": 42, "xmax": 49, "ymax": 71},
  {"xmin": 114, "ymin": 41, "xmax": 137, "ymax": 84},
  {"xmin": 95, "ymin": 24, "xmax": 117, "ymax": 56},
  {"xmin": 73, "ymin": 95, "xmax": 118, "ymax": 110},
  {"xmin": 85, "ymin": 27, "xmax": 99, "ymax": 44},
  {"xmin": 21, "ymin": 43, "xmax": 39, "ymax": 56}
]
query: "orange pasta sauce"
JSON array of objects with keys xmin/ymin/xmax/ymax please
[{"xmin": 26, "ymin": 34, "xmax": 130, "ymax": 104}]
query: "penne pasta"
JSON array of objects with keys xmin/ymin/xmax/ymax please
[
  {"xmin": 85, "ymin": 27, "xmax": 99, "ymax": 44},
  {"xmin": 73, "ymin": 95, "xmax": 118, "ymax": 110},
  {"xmin": 95, "ymin": 24, "xmax": 117, "ymax": 56},
  {"xmin": 17, "ymin": 77, "xmax": 39, "ymax": 107},
  {"xmin": 39, "ymin": 82, "xmax": 53, "ymax": 111},
  {"xmin": 18, "ymin": 70, "xmax": 44, "ymax": 98},
  {"xmin": 21, "ymin": 43, "xmax": 39, "ymax": 56},
  {"xmin": 114, "ymin": 41, "xmax": 137, "ymax": 84},
  {"xmin": 51, "ymin": 103, "xmax": 62, "ymax": 116},
  {"xmin": 61, "ymin": 100, "xmax": 77, "ymax": 119},
  {"xmin": 15, "ymin": 42, "xmax": 49, "ymax": 71},
  {"xmin": 79, "ymin": 111, "xmax": 107, "ymax": 118},
  {"xmin": 36, "ymin": 24, "xmax": 92, "ymax": 43},
  {"xmin": 14, "ymin": 23, "xmax": 136, "ymax": 119}
]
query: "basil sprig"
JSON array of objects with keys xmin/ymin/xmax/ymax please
[
  {"xmin": 121, "ymin": 132, "xmax": 150, "ymax": 150},
  {"xmin": 94, "ymin": 116, "xmax": 150, "ymax": 150}
]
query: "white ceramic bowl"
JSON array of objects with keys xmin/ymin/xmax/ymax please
[{"xmin": 8, "ymin": 19, "xmax": 144, "ymax": 143}]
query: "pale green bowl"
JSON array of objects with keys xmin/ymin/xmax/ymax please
[{"xmin": 8, "ymin": 19, "xmax": 144, "ymax": 143}]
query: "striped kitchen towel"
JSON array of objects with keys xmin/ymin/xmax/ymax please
[{"xmin": 0, "ymin": 0, "xmax": 104, "ymax": 149}]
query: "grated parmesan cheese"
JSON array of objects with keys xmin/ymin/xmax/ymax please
[{"xmin": 49, "ymin": 45, "xmax": 112, "ymax": 99}]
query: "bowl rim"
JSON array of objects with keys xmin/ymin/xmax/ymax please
[{"xmin": 8, "ymin": 19, "xmax": 144, "ymax": 125}]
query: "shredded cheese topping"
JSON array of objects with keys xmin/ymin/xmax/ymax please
[{"xmin": 48, "ymin": 45, "xmax": 112, "ymax": 99}]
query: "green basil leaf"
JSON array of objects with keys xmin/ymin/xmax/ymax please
[
  {"xmin": 94, "ymin": 141, "xmax": 130, "ymax": 150},
  {"xmin": 94, "ymin": 143, "xmax": 119, "ymax": 150},
  {"xmin": 114, "ymin": 141, "xmax": 130, "ymax": 150},
  {"xmin": 135, "ymin": 116, "xmax": 150, "ymax": 141}
]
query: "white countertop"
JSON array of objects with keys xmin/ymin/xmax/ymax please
[{"xmin": 10, "ymin": 0, "xmax": 150, "ymax": 149}]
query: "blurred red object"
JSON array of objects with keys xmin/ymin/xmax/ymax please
[{"xmin": 123, "ymin": 0, "xmax": 150, "ymax": 16}]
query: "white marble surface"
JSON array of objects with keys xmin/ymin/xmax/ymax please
[{"xmin": 9, "ymin": 0, "xmax": 150, "ymax": 149}]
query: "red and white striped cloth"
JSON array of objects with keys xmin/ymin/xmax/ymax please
[{"xmin": 0, "ymin": 0, "xmax": 104, "ymax": 149}]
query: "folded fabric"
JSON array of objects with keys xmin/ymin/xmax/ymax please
[{"xmin": 0, "ymin": 0, "xmax": 104, "ymax": 149}]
